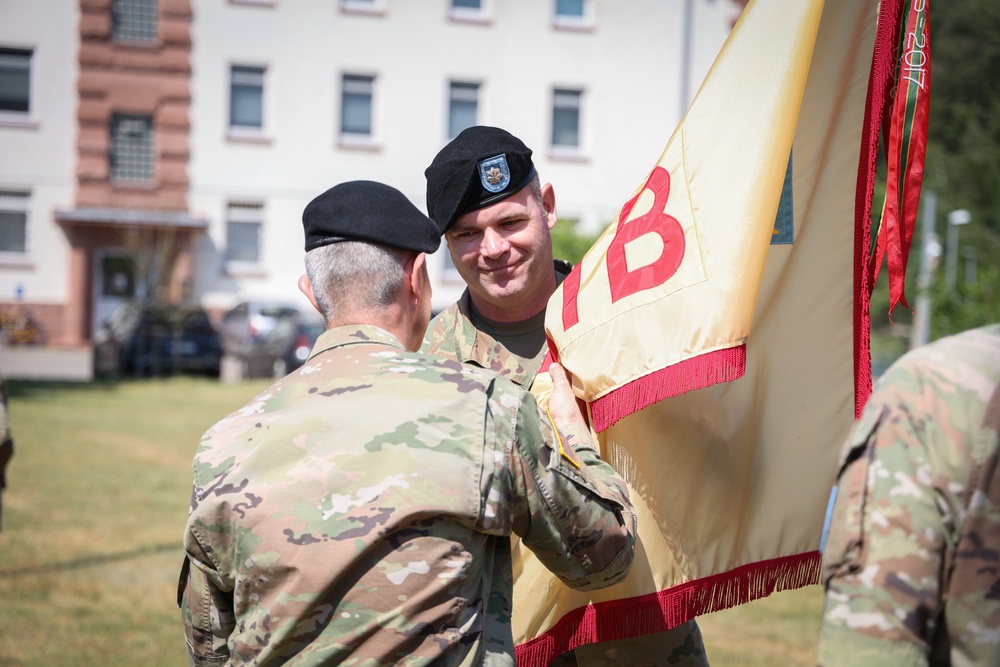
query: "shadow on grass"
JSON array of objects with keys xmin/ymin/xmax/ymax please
[
  {"xmin": 5, "ymin": 376, "xmax": 223, "ymax": 401},
  {"xmin": 6, "ymin": 379, "xmax": 125, "ymax": 400},
  {"xmin": 0, "ymin": 542, "xmax": 180, "ymax": 578}
]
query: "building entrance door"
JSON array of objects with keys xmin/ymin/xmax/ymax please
[{"xmin": 92, "ymin": 251, "xmax": 139, "ymax": 338}]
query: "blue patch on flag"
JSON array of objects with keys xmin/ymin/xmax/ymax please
[{"xmin": 771, "ymin": 152, "xmax": 794, "ymax": 245}]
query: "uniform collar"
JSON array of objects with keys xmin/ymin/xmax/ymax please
[{"xmin": 309, "ymin": 324, "xmax": 406, "ymax": 360}]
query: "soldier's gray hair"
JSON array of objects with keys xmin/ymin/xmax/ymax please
[
  {"xmin": 304, "ymin": 241, "xmax": 407, "ymax": 322},
  {"xmin": 528, "ymin": 175, "xmax": 544, "ymax": 211}
]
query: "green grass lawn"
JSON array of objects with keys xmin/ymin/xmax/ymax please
[{"xmin": 0, "ymin": 376, "xmax": 824, "ymax": 666}]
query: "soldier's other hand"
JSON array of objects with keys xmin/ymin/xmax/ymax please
[{"xmin": 547, "ymin": 363, "xmax": 587, "ymax": 428}]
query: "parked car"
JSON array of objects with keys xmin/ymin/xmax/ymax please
[
  {"xmin": 258, "ymin": 315, "xmax": 327, "ymax": 377},
  {"xmin": 219, "ymin": 300, "xmax": 306, "ymax": 378},
  {"xmin": 95, "ymin": 302, "xmax": 222, "ymax": 377}
]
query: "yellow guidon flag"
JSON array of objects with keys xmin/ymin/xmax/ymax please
[{"xmin": 513, "ymin": 0, "xmax": 929, "ymax": 663}]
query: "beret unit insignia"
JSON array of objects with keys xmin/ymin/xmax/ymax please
[{"xmin": 478, "ymin": 154, "xmax": 511, "ymax": 193}]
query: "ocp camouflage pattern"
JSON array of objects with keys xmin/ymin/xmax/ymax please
[
  {"xmin": 423, "ymin": 288, "xmax": 711, "ymax": 666},
  {"xmin": 818, "ymin": 323, "xmax": 1000, "ymax": 666},
  {"xmin": 423, "ymin": 291, "xmax": 541, "ymax": 388},
  {"xmin": 179, "ymin": 324, "xmax": 636, "ymax": 666}
]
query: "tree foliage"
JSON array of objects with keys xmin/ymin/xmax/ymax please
[{"xmin": 551, "ymin": 220, "xmax": 600, "ymax": 266}]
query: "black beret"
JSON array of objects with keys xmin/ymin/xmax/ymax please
[
  {"xmin": 424, "ymin": 126, "xmax": 537, "ymax": 232},
  {"xmin": 303, "ymin": 180, "xmax": 440, "ymax": 254}
]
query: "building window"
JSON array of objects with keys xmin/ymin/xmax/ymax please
[
  {"xmin": 0, "ymin": 48, "xmax": 31, "ymax": 115},
  {"xmin": 0, "ymin": 190, "xmax": 28, "ymax": 255},
  {"xmin": 551, "ymin": 88, "xmax": 582, "ymax": 152},
  {"xmin": 556, "ymin": 0, "xmax": 584, "ymax": 17},
  {"xmin": 226, "ymin": 202, "xmax": 262, "ymax": 265},
  {"xmin": 449, "ymin": 0, "xmax": 489, "ymax": 21},
  {"xmin": 340, "ymin": 74, "xmax": 374, "ymax": 141},
  {"xmin": 340, "ymin": 0, "xmax": 384, "ymax": 15},
  {"xmin": 110, "ymin": 114, "xmax": 154, "ymax": 183},
  {"xmin": 112, "ymin": 0, "xmax": 158, "ymax": 43},
  {"xmin": 229, "ymin": 66, "xmax": 265, "ymax": 131},
  {"xmin": 553, "ymin": 0, "xmax": 592, "ymax": 29},
  {"xmin": 448, "ymin": 82, "xmax": 479, "ymax": 140}
]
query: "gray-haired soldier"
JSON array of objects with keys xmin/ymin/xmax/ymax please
[
  {"xmin": 178, "ymin": 180, "xmax": 636, "ymax": 667},
  {"xmin": 818, "ymin": 323, "xmax": 1000, "ymax": 666}
]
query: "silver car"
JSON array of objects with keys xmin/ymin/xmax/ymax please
[{"xmin": 219, "ymin": 300, "xmax": 305, "ymax": 377}]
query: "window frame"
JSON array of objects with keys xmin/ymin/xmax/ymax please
[
  {"xmin": 227, "ymin": 64, "xmax": 268, "ymax": 141},
  {"xmin": 338, "ymin": 72, "xmax": 378, "ymax": 148},
  {"xmin": 550, "ymin": 87, "xmax": 586, "ymax": 159},
  {"xmin": 224, "ymin": 201, "xmax": 264, "ymax": 272},
  {"xmin": 552, "ymin": 0, "xmax": 594, "ymax": 31},
  {"xmin": 0, "ymin": 47, "xmax": 33, "ymax": 125},
  {"xmin": 339, "ymin": 0, "xmax": 385, "ymax": 16},
  {"xmin": 109, "ymin": 113, "xmax": 155, "ymax": 184},
  {"xmin": 448, "ymin": 0, "xmax": 491, "ymax": 23},
  {"xmin": 111, "ymin": 0, "xmax": 159, "ymax": 45},
  {"xmin": 447, "ymin": 80, "xmax": 480, "ymax": 140},
  {"xmin": 0, "ymin": 189, "xmax": 31, "ymax": 261}
]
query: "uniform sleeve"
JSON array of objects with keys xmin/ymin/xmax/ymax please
[
  {"xmin": 817, "ymin": 368, "xmax": 950, "ymax": 667},
  {"xmin": 497, "ymin": 383, "xmax": 636, "ymax": 591},
  {"xmin": 178, "ymin": 530, "xmax": 235, "ymax": 665}
]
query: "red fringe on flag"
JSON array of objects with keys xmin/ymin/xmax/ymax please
[
  {"xmin": 854, "ymin": 0, "xmax": 910, "ymax": 417},
  {"xmin": 514, "ymin": 551, "xmax": 821, "ymax": 667},
  {"xmin": 588, "ymin": 344, "xmax": 746, "ymax": 433},
  {"xmin": 867, "ymin": 0, "xmax": 931, "ymax": 314}
]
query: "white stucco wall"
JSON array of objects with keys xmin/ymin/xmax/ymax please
[
  {"xmin": 0, "ymin": 0, "xmax": 78, "ymax": 306},
  {"xmin": 189, "ymin": 0, "xmax": 741, "ymax": 314}
]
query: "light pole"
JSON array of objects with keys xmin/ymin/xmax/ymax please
[
  {"xmin": 963, "ymin": 247, "xmax": 977, "ymax": 286},
  {"xmin": 945, "ymin": 209, "xmax": 971, "ymax": 290}
]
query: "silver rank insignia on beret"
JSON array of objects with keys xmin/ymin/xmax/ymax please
[{"xmin": 478, "ymin": 154, "xmax": 511, "ymax": 193}]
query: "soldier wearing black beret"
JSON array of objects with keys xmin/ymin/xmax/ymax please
[
  {"xmin": 295, "ymin": 180, "xmax": 439, "ymax": 351},
  {"xmin": 424, "ymin": 126, "xmax": 538, "ymax": 234},
  {"xmin": 178, "ymin": 175, "xmax": 636, "ymax": 666},
  {"xmin": 422, "ymin": 128, "xmax": 712, "ymax": 666}
]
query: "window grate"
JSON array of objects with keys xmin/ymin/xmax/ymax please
[
  {"xmin": 112, "ymin": 0, "xmax": 158, "ymax": 43},
  {"xmin": 226, "ymin": 202, "xmax": 262, "ymax": 264},
  {"xmin": 110, "ymin": 114, "xmax": 155, "ymax": 182}
]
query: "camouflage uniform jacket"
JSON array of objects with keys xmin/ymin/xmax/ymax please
[
  {"xmin": 818, "ymin": 324, "xmax": 1000, "ymax": 666},
  {"xmin": 423, "ymin": 282, "xmax": 711, "ymax": 667},
  {"xmin": 423, "ymin": 281, "xmax": 559, "ymax": 388},
  {"xmin": 179, "ymin": 325, "xmax": 636, "ymax": 667}
]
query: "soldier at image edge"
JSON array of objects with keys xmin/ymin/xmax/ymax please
[
  {"xmin": 422, "ymin": 126, "xmax": 711, "ymax": 666},
  {"xmin": 817, "ymin": 323, "xmax": 1000, "ymax": 666},
  {"xmin": 177, "ymin": 179, "xmax": 637, "ymax": 666},
  {"xmin": 0, "ymin": 371, "xmax": 13, "ymax": 532}
]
